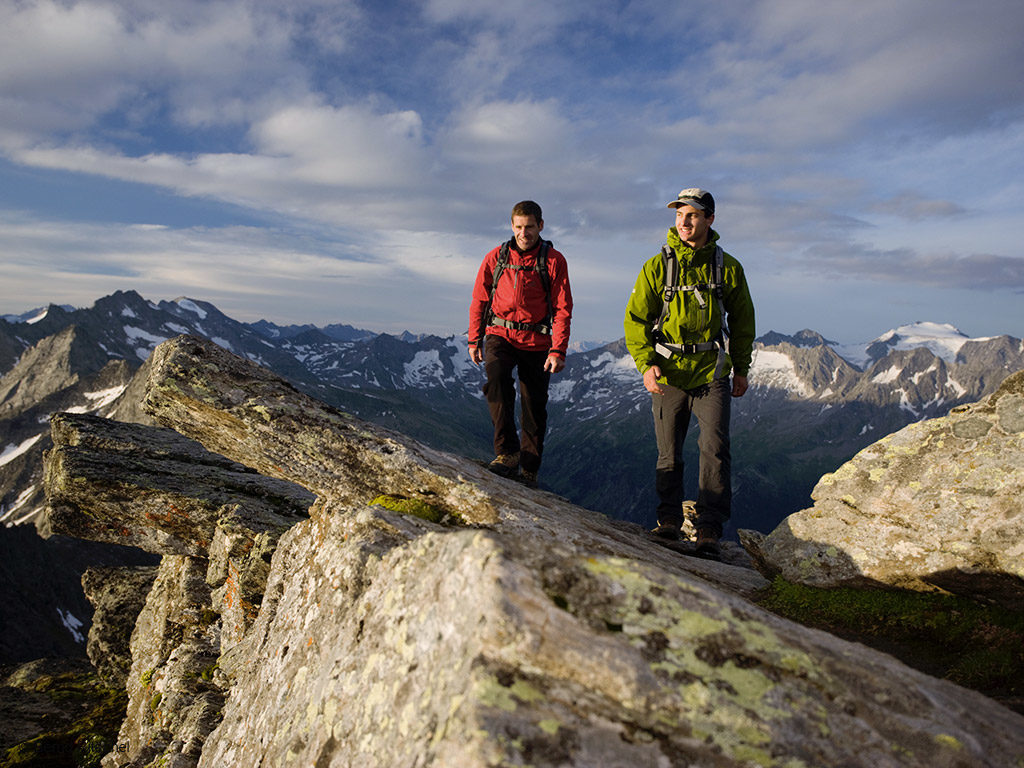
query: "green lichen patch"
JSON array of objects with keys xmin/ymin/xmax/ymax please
[
  {"xmin": 756, "ymin": 577, "xmax": 1024, "ymax": 713},
  {"xmin": 370, "ymin": 494, "xmax": 463, "ymax": 526}
]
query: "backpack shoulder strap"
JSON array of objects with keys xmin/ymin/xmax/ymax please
[
  {"xmin": 537, "ymin": 240, "xmax": 553, "ymax": 321},
  {"xmin": 712, "ymin": 245, "xmax": 728, "ymax": 336},
  {"xmin": 653, "ymin": 245, "xmax": 677, "ymax": 337},
  {"xmin": 477, "ymin": 241, "xmax": 512, "ymax": 342},
  {"xmin": 712, "ymin": 245, "xmax": 724, "ymax": 298},
  {"xmin": 491, "ymin": 241, "xmax": 511, "ymax": 297}
]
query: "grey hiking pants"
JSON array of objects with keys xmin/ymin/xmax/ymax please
[{"xmin": 652, "ymin": 377, "xmax": 732, "ymax": 536}]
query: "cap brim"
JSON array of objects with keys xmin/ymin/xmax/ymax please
[{"xmin": 667, "ymin": 199, "xmax": 709, "ymax": 210}]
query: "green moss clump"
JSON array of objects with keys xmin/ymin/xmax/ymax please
[
  {"xmin": 2, "ymin": 671, "xmax": 128, "ymax": 768},
  {"xmin": 371, "ymin": 494, "xmax": 461, "ymax": 525},
  {"xmin": 756, "ymin": 577, "xmax": 1024, "ymax": 713}
]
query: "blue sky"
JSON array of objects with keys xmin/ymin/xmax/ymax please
[{"xmin": 1, "ymin": 0, "xmax": 1022, "ymax": 345}]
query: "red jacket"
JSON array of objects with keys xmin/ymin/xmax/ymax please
[{"xmin": 469, "ymin": 240, "xmax": 573, "ymax": 355}]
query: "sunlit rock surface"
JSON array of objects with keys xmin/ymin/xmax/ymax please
[{"xmin": 42, "ymin": 335, "xmax": 1024, "ymax": 767}]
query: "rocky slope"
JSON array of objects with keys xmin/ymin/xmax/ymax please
[{"xmin": 35, "ymin": 335, "xmax": 1024, "ymax": 768}]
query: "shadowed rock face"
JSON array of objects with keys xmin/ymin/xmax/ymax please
[
  {"xmin": 741, "ymin": 370, "xmax": 1024, "ymax": 608},
  {"xmin": 43, "ymin": 335, "xmax": 1024, "ymax": 768},
  {"xmin": 81, "ymin": 565, "xmax": 158, "ymax": 687}
]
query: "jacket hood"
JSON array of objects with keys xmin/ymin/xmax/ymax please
[{"xmin": 666, "ymin": 227, "xmax": 719, "ymax": 258}]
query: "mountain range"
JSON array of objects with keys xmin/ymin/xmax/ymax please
[{"xmin": 3, "ymin": 290, "xmax": 1023, "ymax": 536}]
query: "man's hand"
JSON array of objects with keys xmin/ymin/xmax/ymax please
[
  {"xmin": 643, "ymin": 365, "xmax": 665, "ymax": 394},
  {"xmin": 732, "ymin": 374, "xmax": 748, "ymax": 398},
  {"xmin": 469, "ymin": 344, "xmax": 483, "ymax": 365},
  {"xmin": 544, "ymin": 353, "xmax": 565, "ymax": 373}
]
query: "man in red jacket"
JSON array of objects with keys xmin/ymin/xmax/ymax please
[{"xmin": 469, "ymin": 200, "xmax": 573, "ymax": 486}]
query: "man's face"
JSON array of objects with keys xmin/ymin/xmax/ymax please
[
  {"xmin": 512, "ymin": 214, "xmax": 543, "ymax": 251},
  {"xmin": 675, "ymin": 205, "xmax": 713, "ymax": 248}
]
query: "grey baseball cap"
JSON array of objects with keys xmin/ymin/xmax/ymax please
[{"xmin": 667, "ymin": 188, "xmax": 715, "ymax": 215}]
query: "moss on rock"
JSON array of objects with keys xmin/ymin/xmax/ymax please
[
  {"xmin": 371, "ymin": 494, "xmax": 463, "ymax": 525},
  {"xmin": 2, "ymin": 669, "xmax": 128, "ymax": 768}
]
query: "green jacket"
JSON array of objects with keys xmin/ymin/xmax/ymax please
[{"xmin": 624, "ymin": 227, "xmax": 755, "ymax": 390}]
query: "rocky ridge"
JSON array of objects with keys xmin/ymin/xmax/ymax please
[{"xmin": 41, "ymin": 335, "xmax": 1024, "ymax": 767}]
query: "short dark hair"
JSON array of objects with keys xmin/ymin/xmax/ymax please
[{"xmin": 511, "ymin": 200, "xmax": 543, "ymax": 223}]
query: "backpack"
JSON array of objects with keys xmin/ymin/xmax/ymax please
[
  {"xmin": 652, "ymin": 243, "xmax": 731, "ymax": 377},
  {"xmin": 483, "ymin": 239, "xmax": 555, "ymax": 335}
]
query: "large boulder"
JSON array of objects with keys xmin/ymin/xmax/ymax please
[
  {"xmin": 741, "ymin": 370, "xmax": 1024, "ymax": 607},
  {"xmin": 43, "ymin": 335, "xmax": 1024, "ymax": 767}
]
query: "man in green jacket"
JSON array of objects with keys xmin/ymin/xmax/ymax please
[{"xmin": 623, "ymin": 188, "xmax": 755, "ymax": 557}]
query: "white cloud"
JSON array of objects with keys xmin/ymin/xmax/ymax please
[{"xmin": 252, "ymin": 103, "xmax": 427, "ymax": 186}]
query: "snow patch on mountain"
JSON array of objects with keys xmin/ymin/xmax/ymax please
[
  {"xmin": 66, "ymin": 384, "xmax": 129, "ymax": 414},
  {"xmin": 0, "ymin": 434, "xmax": 43, "ymax": 467},
  {"xmin": 57, "ymin": 608, "xmax": 85, "ymax": 644},
  {"xmin": 125, "ymin": 326, "xmax": 169, "ymax": 358},
  {"xmin": 404, "ymin": 350, "xmax": 445, "ymax": 386},
  {"xmin": 879, "ymin": 322, "xmax": 971, "ymax": 361},
  {"xmin": 177, "ymin": 298, "xmax": 208, "ymax": 319},
  {"xmin": 750, "ymin": 350, "xmax": 811, "ymax": 396},
  {"xmin": 0, "ymin": 485, "xmax": 38, "ymax": 525},
  {"xmin": 588, "ymin": 351, "xmax": 639, "ymax": 382},
  {"xmin": 447, "ymin": 338, "xmax": 478, "ymax": 379},
  {"xmin": 872, "ymin": 366, "xmax": 902, "ymax": 385},
  {"xmin": 548, "ymin": 379, "xmax": 575, "ymax": 403},
  {"xmin": 835, "ymin": 322, "xmax": 989, "ymax": 368}
]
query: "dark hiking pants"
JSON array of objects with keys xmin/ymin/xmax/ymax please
[
  {"xmin": 652, "ymin": 377, "xmax": 732, "ymax": 535},
  {"xmin": 483, "ymin": 336, "xmax": 551, "ymax": 473}
]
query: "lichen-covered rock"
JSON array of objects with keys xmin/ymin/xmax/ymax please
[
  {"xmin": 200, "ymin": 505, "xmax": 1024, "ymax": 768},
  {"xmin": 82, "ymin": 566, "xmax": 158, "ymax": 687},
  {"xmin": 107, "ymin": 556, "xmax": 224, "ymax": 768},
  {"xmin": 42, "ymin": 335, "xmax": 1024, "ymax": 767},
  {"xmin": 45, "ymin": 412, "xmax": 313, "ymax": 558},
  {"xmin": 741, "ymin": 370, "xmax": 1024, "ymax": 607}
]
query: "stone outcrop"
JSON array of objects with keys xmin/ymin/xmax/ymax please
[
  {"xmin": 43, "ymin": 335, "xmax": 1024, "ymax": 767},
  {"xmin": 81, "ymin": 566, "xmax": 158, "ymax": 687},
  {"xmin": 45, "ymin": 408, "xmax": 314, "ymax": 767},
  {"xmin": 741, "ymin": 370, "xmax": 1024, "ymax": 607}
]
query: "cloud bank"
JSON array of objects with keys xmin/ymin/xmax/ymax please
[{"xmin": 0, "ymin": 0, "xmax": 1022, "ymax": 341}]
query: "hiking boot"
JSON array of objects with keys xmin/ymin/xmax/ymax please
[
  {"xmin": 652, "ymin": 522, "xmax": 681, "ymax": 541},
  {"xmin": 695, "ymin": 528, "xmax": 721, "ymax": 558},
  {"xmin": 520, "ymin": 469, "xmax": 538, "ymax": 488},
  {"xmin": 487, "ymin": 452, "xmax": 520, "ymax": 478}
]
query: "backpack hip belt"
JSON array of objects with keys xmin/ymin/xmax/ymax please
[
  {"xmin": 489, "ymin": 315, "xmax": 552, "ymax": 334},
  {"xmin": 654, "ymin": 340, "xmax": 719, "ymax": 357}
]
